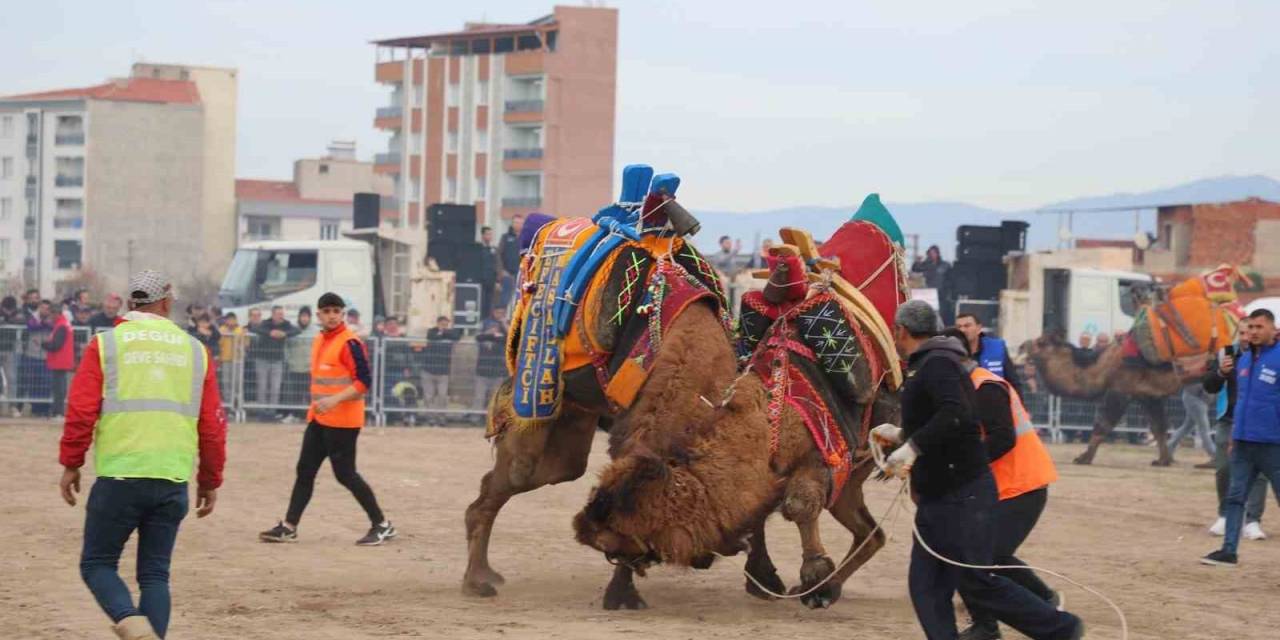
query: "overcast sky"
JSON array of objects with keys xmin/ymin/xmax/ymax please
[{"xmin": 2, "ymin": 0, "xmax": 1275, "ymax": 212}]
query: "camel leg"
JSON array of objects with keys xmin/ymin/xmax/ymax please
[
  {"xmin": 781, "ymin": 465, "xmax": 839, "ymax": 609},
  {"xmin": 743, "ymin": 522, "xmax": 788, "ymax": 601},
  {"xmin": 1073, "ymin": 392, "xmax": 1128, "ymax": 465},
  {"xmin": 824, "ymin": 473, "xmax": 886, "ymax": 588},
  {"xmin": 1144, "ymin": 397, "xmax": 1173, "ymax": 467},
  {"xmin": 463, "ymin": 405, "xmax": 597, "ymax": 597},
  {"xmin": 602, "ymin": 564, "xmax": 648, "ymax": 610}
]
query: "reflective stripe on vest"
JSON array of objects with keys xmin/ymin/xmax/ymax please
[
  {"xmin": 970, "ymin": 367, "xmax": 1058, "ymax": 501},
  {"xmin": 308, "ymin": 324, "xmax": 365, "ymax": 428},
  {"xmin": 94, "ymin": 318, "xmax": 207, "ymax": 483}
]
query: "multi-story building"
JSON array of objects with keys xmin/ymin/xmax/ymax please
[
  {"xmin": 237, "ymin": 140, "xmax": 394, "ymax": 242},
  {"xmin": 0, "ymin": 62, "xmax": 236, "ymax": 297},
  {"xmin": 371, "ymin": 5, "xmax": 617, "ymax": 235},
  {"xmin": 1141, "ymin": 197, "xmax": 1280, "ymax": 301}
]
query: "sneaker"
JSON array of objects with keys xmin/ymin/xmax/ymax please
[
  {"xmin": 1209, "ymin": 517, "xmax": 1226, "ymax": 536},
  {"xmin": 1194, "ymin": 461, "xmax": 1216, "ymax": 469},
  {"xmin": 259, "ymin": 521, "xmax": 298, "ymax": 543},
  {"xmin": 1048, "ymin": 589, "xmax": 1065, "ymax": 612},
  {"xmin": 1199, "ymin": 549, "xmax": 1238, "ymax": 567},
  {"xmin": 957, "ymin": 622, "xmax": 1001, "ymax": 640},
  {"xmin": 356, "ymin": 521, "xmax": 397, "ymax": 546},
  {"xmin": 1244, "ymin": 521, "xmax": 1268, "ymax": 541},
  {"xmin": 280, "ymin": 414, "xmax": 300, "ymax": 424}
]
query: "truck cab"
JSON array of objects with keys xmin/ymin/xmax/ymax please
[
  {"xmin": 218, "ymin": 240, "xmax": 374, "ymax": 322},
  {"xmin": 1042, "ymin": 267, "xmax": 1153, "ymax": 341}
]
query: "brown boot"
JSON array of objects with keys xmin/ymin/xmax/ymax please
[{"xmin": 112, "ymin": 616, "xmax": 159, "ymax": 640}]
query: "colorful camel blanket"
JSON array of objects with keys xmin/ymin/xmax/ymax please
[
  {"xmin": 506, "ymin": 217, "xmax": 728, "ymax": 427},
  {"xmin": 1129, "ymin": 268, "xmax": 1249, "ymax": 365}
]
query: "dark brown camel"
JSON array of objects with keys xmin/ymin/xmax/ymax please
[
  {"xmin": 573, "ymin": 305, "xmax": 899, "ymax": 610},
  {"xmin": 1026, "ymin": 333, "xmax": 1195, "ymax": 466},
  {"xmin": 462, "ymin": 303, "xmax": 791, "ymax": 609}
]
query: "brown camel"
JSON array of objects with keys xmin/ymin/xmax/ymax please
[
  {"xmin": 1025, "ymin": 333, "xmax": 1195, "ymax": 466},
  {"xmin": 462, "ymin": 303, "xmax": 791, "ymax": 609},
  {"xmin": 573, "ymin": 304, "xmax": 899, "ymax": 610}
]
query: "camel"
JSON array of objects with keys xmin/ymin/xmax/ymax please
[{"xmin": 1025, "ymin": 333, "xmax": 1195, "ymax": 466}]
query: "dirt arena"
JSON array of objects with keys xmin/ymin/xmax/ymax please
[{"xmin": 4, "ymin": 421, "xmax": 1278, "ymax": 639}]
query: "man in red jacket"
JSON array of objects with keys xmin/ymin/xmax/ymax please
[
  {"xmin": 58, "ymin": 270, "xmax": 227, "ymax": 640},
  {"xmin": 43, "ymin": 300, "xmax": 76, "ymax": 419}
]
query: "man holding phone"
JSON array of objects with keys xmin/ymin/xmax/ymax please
[
  {"xmin": 1203, "ymin": 309, "xmax": 1280, "ymax": 566},
  {"xmin": 1203, "ymin": 332, "xmax": 1269, "ymax": 539}
]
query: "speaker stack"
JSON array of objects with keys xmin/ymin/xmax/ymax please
[
  {"xmin": 940, "ymin": 220, "xmax": 1028, "ymax": 326},
  {"xmin": 426, "ymin": 204, "xmax": 480, "ymax": 278}
]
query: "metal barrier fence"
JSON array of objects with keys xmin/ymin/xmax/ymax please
[{"xmin": 0, "ymin": 324, "xmax": 1203, "ymax": 439}]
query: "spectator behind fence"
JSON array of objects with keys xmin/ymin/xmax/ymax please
[
  {"xmin": 0, "ymin": 296, "xmax": 22, "ymax": 401},
  {"xmin": 251, "ymin": 306, "xmax": 299, "ymax": 420},
  {"xmin": 499, "ymin": 213, "xmax": 525, "ymax": 279},
  {"xmin": 188, "ymin": 314, "xmax": 220, "ymax": 364},
  {"xmin": 88, "ymin": 294, "xmax": 123, "ymax": 332},
  {"xmin": 709, "ymin": 235, "xmax": 741, "ymax": 279},
  {"xmin": 474, "ymin": 308, "xmax": 508, "ymax": 420},
  {"xmin": 283, "ymin": 307, "xmax": 318, "ymax": 423},
  {"xmin": 43, "ymin": 301, "xmax": 75, "ymax": 419},
  {"xmin": 72, "ymin": 304, "xmax": 93, "ymax": 328},
  {"xmin": 22, "ymin": 288, "xmax": 40, "ymax": 320},
  {"xmin": 21, "ymin": 299, "xmax": 52, "ymax": 415},
  {"xmin": 423, "ymin": 315, "xmax": 461, "ymax": 425},
  {"xmin": 346, "ymin": 308, "xmax": 364, "ymax": 337}
]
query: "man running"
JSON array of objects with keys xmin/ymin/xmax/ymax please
[{"xmin": 259, "ymin": 292, "xmax": 395, "ymax": 546}]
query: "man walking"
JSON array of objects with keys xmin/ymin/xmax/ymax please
[
  {"xmin": 58, "ymin": 270, "xmax": 226, "ymax": 639},
  {"xmin": 873, "ymin": 301, "xmax": 1082, "ymax": 640},
  {"xmin": 1203, "ymin": 329, "xmax": 1268, "ymax": 539},
  {"xmin": 259, "ymin": 292, "xmax": 394, "ymax": 546},
  {"xmin": 1202, "ymin": 309, "xmax": 1280, "ymax": 566}
]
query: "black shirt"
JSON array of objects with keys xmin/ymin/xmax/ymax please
[
  {"xmin": 974, "ymin": 381, "xmax": 1017, "ymax": 463},
  {"xmin": 900, "ymin": 336, "xmax": 990, "ymax": 499},
  {"xmin": 499, "ymin": 230, "xmax": 521, "ymax": 276}
]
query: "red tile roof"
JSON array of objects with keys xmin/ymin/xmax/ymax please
[
  {"xmin": 235, "ymin": 179, "xmax": 352, "ymax": 205},
  {"xmin": 3, "ymin": 78, "xmax": 200, "ymax": 104},
  {"xmin": 373, "ymin": 20, "xmax": 554, "ymax": 47}
]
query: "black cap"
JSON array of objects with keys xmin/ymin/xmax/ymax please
[{"xmin": 317, "ymin": 292, "xmax": 345, "ymax": 310}]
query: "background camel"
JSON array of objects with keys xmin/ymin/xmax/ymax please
[{"xmin": 1026, "ymin": 334, "xmax": 1192, "ymax": 466}]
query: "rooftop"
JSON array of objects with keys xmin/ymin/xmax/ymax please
[
  {"xmin": 372, "ymin": 13, "xmax": 555, "ymax": 48},
  {"xmin": 235, "ymin": 179, "xmax": 350, "ymax": 205},
  {"xmin": 2, "ymin": 77, "xmax": 201, "ymax": 105}
]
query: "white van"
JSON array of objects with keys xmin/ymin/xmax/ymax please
[{"xmin": 218, "ymin": 240, "xmax": 374, "ymax": 323}]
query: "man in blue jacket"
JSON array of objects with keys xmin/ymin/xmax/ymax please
[
  {"xmin": 956, "ymin": 313, "xmax": 1023, "ymax": 398},
  {"xmin": 1202, "ymin": 308, "xmax": 1280, "ymax": 567}
]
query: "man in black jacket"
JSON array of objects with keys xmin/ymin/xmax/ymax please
[
  {"xmin": 873, "ymin": 301, "xmax": 1082, "ymax": 640},
  {"xmin": 1203, "ymin": 331, "xmax": 1268, "ymax": 539}
]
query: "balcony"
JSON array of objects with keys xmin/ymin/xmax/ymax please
[
  {"xmin": 55, "ymin": 133, "xmax": 85, "ymax": 146},
  {"xmin": 505, "ymin": 100, "xmax": 544, "ymax": 114},
  {"xmin": 24, "ymin": 176, "xmax": 37, "ymax": 200},
  {"xmin": 374, "ymin": 152, "xmax": 401, "ymax": 166},
  {"xmin": 376, "ymin": 106, "xmax": 402, "ymax": 119},
  {"xmin": 55, "ymin": 175, "xmax": 84, "ymax": 188},
  {"xmin": 375, "ymin": 60, "xmax": 404, "ymax": 84},
  {"xmin": 53, "ymin": 217, "xmax": 84, "ymax": 230},
  {"xmin": 503, "ymin": 148, "xmax": 543, "ymax": 160},
  {"xmin": 502, "ymin": 197, "xmax": 542, "ymax": 207},
  {"xmin": 23, "ymin": 217, "xmax": 36, "ymax": 241},
  {"xmin": 381, "ymin": 196, "xmax": 400, "ymax": 211},
  {"xmin": 374, "ymin": 105, "xmax": 403, "ymax": 130}
]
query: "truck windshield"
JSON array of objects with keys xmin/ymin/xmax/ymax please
[{"xmin": 219, "ymin": 249, "xmax": 318, "ymax": 307}]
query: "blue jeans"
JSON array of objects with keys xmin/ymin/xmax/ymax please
[
  {"xmin": 80, "ymin": 478, "xmax": 188, "ymax": 638},
  {"xmin": 909, "ymin": 472, "xmax": 1079, "ymax": 640},
  {"xmin": 1222, "ymin": 441, "xmax": 1280, "ymax": 555}
]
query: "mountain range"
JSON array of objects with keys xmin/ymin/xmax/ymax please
[{"xmin": 690, "ymin": 174, "xmax": 1280, "ymax": 259}]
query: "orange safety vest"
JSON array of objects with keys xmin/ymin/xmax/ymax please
[
  {"xmin": 970, "ymin": 367, "xmax": 1057, "ymax": 500},
  {"xmin": 307, "ymin": 324, "xmax": 365, "ymax": 428}
]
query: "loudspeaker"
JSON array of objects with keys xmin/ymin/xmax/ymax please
[
  {"xmin": 353, "ymin": 193, "xmax": 380, "ymax": 229},
  {"xmin": 956, "ymin": 225, "xmax": 1004, "ymax": 248},
  {"xmin": 1001, "ymin": 220, "xmax": 1029, "ymax": 254},
  {"xmin": 428, "ymin": 203, "xmax": 477, "ymax": 244},
  {"xmin": 957, "ymin": 243, "xmax": 1005, "ymax": 263},
  {"xmin": 949, "ymin": 260, "xmax": 1007, "ymax": 300}
]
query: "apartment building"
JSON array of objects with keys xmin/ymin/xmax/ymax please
[
  {"xmin": 237, "ymin": 141, "xmax": 395, "ymax": 242},
  {"xmin": 0, "ymin": 63, "xmax": 236, "ymax": 296},
  {"xmin": 371, "ymin": 5, "xmax": 617, "ymax": 235}
]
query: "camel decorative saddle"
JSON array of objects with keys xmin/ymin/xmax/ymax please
[
  {"xmin": 740, "ymin": 197, "xmax": 907, "ymax": 505},
  {"xmin": 1127, "ymin": 264, "xmax": 1249, "ymax": 365},
  {"xmin": 503, "ymin": 165, "xmax": 730, "ymax": 429}
]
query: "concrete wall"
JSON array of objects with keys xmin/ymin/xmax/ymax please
[
  {"xmin": 84, "ymin": 99, "xmax": 205, "ymax": 296},
  {"xmin": 543, "ymin": 6, "xmax": 617, "ymax": 219},
  {"xmin": 294, "ymin": 158, "xmax": 393, "ymax": 201},
  {"xmin": 133, "ymin": 63, "xmax": 238, "ymax": 280}
]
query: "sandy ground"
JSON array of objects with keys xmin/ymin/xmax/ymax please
[{"xmin": 3, "ymin": 420, "xmax": 1278, "ymax": 640}]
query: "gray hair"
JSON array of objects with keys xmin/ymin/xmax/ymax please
[{"xmin": 894, "ymin": 300, "xmax": 940, "ymax": 337}]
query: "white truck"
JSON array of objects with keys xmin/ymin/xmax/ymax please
[{"xmin": 218, "ymin": 228, "xmax": 454, "ymax": 335}]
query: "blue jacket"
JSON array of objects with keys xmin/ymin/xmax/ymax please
[{"xmin": 1234, "ymin": 341, "xmax": 1280, "ymax": 444}]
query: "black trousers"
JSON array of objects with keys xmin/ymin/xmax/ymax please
[
  {"xmin": 910, "ymin": 473, "xmax": 1077, "ymax": 640},
  {"xmin": 286, "ymin": 422, "xmax": 385, "ymax": 526},
  {"xmin": 961, "ymin": 487, "xmax": 1054, "ymax": 630}
]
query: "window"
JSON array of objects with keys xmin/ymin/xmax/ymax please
[
  {"xmin": 476, "ymin": 128, "xmax": 488, "ymax": 149},
  {"xmin": 413, "ymin": 84, "xmax": 424, "ymax": 105},
  {"xmin": 476, "ymin": 81, "xmax": 488, "ymax": 106},
  {"xmin": 54, "ymin": 240, "xmax": 81, "ymax": 270},
  {"xmin": 0, "ymin": 116, "xmax": 12, "ymax": 138},
  {"xmin": 54, "ymin": 198, "xmax": 83, "ymax": 228},
  {"xmin": 319, "ymin": 163, "xmax": 330, "ymax": 175},
  {"xmin": 476, "ymin": 176, "xmax": 486, "ymax": 199},
  {"xmin": 55, "ymin": 157, "xmax": 84, "ymax": 186},
  {"xmin": 320, "ymin": 221, "xmax": 339, "ymax": 240},
  {"xmin": 245, "ymin": 215, "xmax": 280, "ymax": 241},
  {"xmin": 1, "ymin": 157, "xmax": 12, "ymax": 179},
  {"xmin": 410, "ymin": 178, "xmax": 421, "ymax": 201},
  {"xmin": 0, "ymin": 239, "xmax": 9, "ymax": 262},
  {"xmin": 218, "ymin": 249, "xmax": 318, "ymax": 307},
  {"xmin": 447, "ymin": 177, "xmax": 457, "ymax": 200},
  {"xmin": 447, "ymin": 130, "xmax": 458, "ymax": 153},
  {"xmin": 0, "ymin": 198, "xmax": 10, "ymax": 221},
  {"xmin": 445, "ymin": 82, "xmax": 458, "ymax": 107}
]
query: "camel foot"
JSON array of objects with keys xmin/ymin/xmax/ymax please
[
  {"xmin": 793, "ymin": 556, "xmax": 841, "ymax": 609},
  {"xmin": 1151, "ymin": 458, "xmax": 1172, "ymax": 467},
  {"xmin": 461, "ymin": 579, "xmax": 499, "ymax": 598},
  {"xmin": 1072, "ymin": 453, "xmax": 1094, "ymax": 465},
  {"xmin": 744, "ymin": 566, "xmax": 787, "ymax": 601},
  {"xmin": 461, "ymin": 565, "xmax": 506, "ymax": 597},
  {"xmin": 602, "ymin": 581, "xmax": 648, "ymax": 611},
  {"xmin": 471, "ymin": 566, "xmax": 506, "ymax": 586}
]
